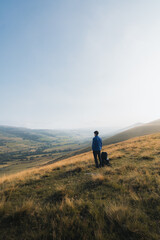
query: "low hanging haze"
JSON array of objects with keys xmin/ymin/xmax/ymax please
[{"xmin": 0, "ymin": 0, "xmax": 160, "ymax": 130}]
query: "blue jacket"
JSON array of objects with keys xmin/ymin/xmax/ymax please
[{"xmin": 92, "ymin": 135, "xmax": 102, "ymax": 151}]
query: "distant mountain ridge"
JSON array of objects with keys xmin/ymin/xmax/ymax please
[
  {"xmin": 0, "ymin": 125, "xmax": 90, "ymax": 141},
  {"xmin": 147, "ymin": 119, "xmax": 160, "ymax": 125},
  {"xmin": 103, "ymin": 119, "xmax": 160, "ymax": 146},
  {"xmin": 117, "ymin": 122, "xmax": 143, "ymax": 132}
]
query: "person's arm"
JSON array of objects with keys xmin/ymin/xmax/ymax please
[
  {"xmin": 92, "ymin": 138, "xmax": 94, "ymax": 150},
  {"xmin": 100, "ymin": 138, "xmax": 102, "ymax": 148}
]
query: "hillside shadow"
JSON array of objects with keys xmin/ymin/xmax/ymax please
[
  {"xmin": 44, "ymin": 190, "xmax": 66, "ymax": 204},
  {"xmin": 56, "ymin": 167, "xmax": 82, "ymax": 179}
]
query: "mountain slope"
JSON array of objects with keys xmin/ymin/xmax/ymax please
[
  {"xmin": 0, "ymin": 133, "xmax": 160, "ymax": 240},
  {"xmin": 103, "ymin": 119, "xmax": 160, "ymax": 145}
]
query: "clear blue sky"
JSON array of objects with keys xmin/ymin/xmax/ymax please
[{"xmin": 0, "ymin": 0, "xmax": 160, "ymax": 129}]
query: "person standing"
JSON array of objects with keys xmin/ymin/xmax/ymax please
[{"xmin": 92, "ymin": 130, "xmax": 102, "ymax": 168}]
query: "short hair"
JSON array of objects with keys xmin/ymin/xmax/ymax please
[{"xmin": 94, "ymin": 130, "xmax": 99, "ymax": 135}]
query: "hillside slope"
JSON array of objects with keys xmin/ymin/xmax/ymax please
[
  {"xmin": 103, "ymin": 119, "xmax": 160, "ymax": 145},
  {"xmin": 0, "ymin": 133, "xmax": 160, "ymax": 240}
]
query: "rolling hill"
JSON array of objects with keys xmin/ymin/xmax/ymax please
[
  {"xmin": 0, "ymin": 133, "xmax": 160, "ymax": 240},
  {"xmin": 0, "ymin": 126, "xmax": 91, "ymax": 176},
  {"xmin": 103, "ymin": 119, "xmax": 160, "ymax": 146}
]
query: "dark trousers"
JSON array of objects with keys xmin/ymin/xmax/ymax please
[{"xmin": 93, "ymin": 151, "xmax": 102, "ymax": 168}]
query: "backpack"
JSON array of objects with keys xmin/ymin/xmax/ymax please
[{"xmin": 101, "ymin": 152, "xmax": 110, "ymax": 166}]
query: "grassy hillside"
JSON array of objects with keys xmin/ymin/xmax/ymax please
[
  {"xmin": 0, "ymin": 133, "xmax": 160, "ymax": 240},
  {"xmin": 103, "ymin": 119, "xmax": 160, "ymax": 146}
]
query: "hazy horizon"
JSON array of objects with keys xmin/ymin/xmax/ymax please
[
  {"xmin": 0, "ymin": 118, "xmax": 157, "ymax": 132},
  {"xmin": 1, "ymin": 0, "xmax": 160, "ymax": 129}
]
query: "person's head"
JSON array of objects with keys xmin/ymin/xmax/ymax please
[{"xmin": 94, "ymin": 130, "xmax": 99, "ymax": 136}]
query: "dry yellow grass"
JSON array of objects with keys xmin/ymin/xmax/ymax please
[
  {"xmin": 92, "ymin": 173, "xmax": 106, "ymax": 181},
  {"xmin": 0, "ymin": 133, "xmax": 160, "ymax": 240}
]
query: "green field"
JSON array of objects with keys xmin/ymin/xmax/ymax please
[
  {"xmin": 0, "ymin": 126, "xmax": 91, "ymax": 176},
  {"xmin": 0, "ymin": 133, "xmax": 160, "ymax": 240}
]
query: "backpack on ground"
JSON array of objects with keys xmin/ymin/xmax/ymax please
[{"xmin": 101, "ymin": 152, "xmax": 110, "ymax": 166}]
